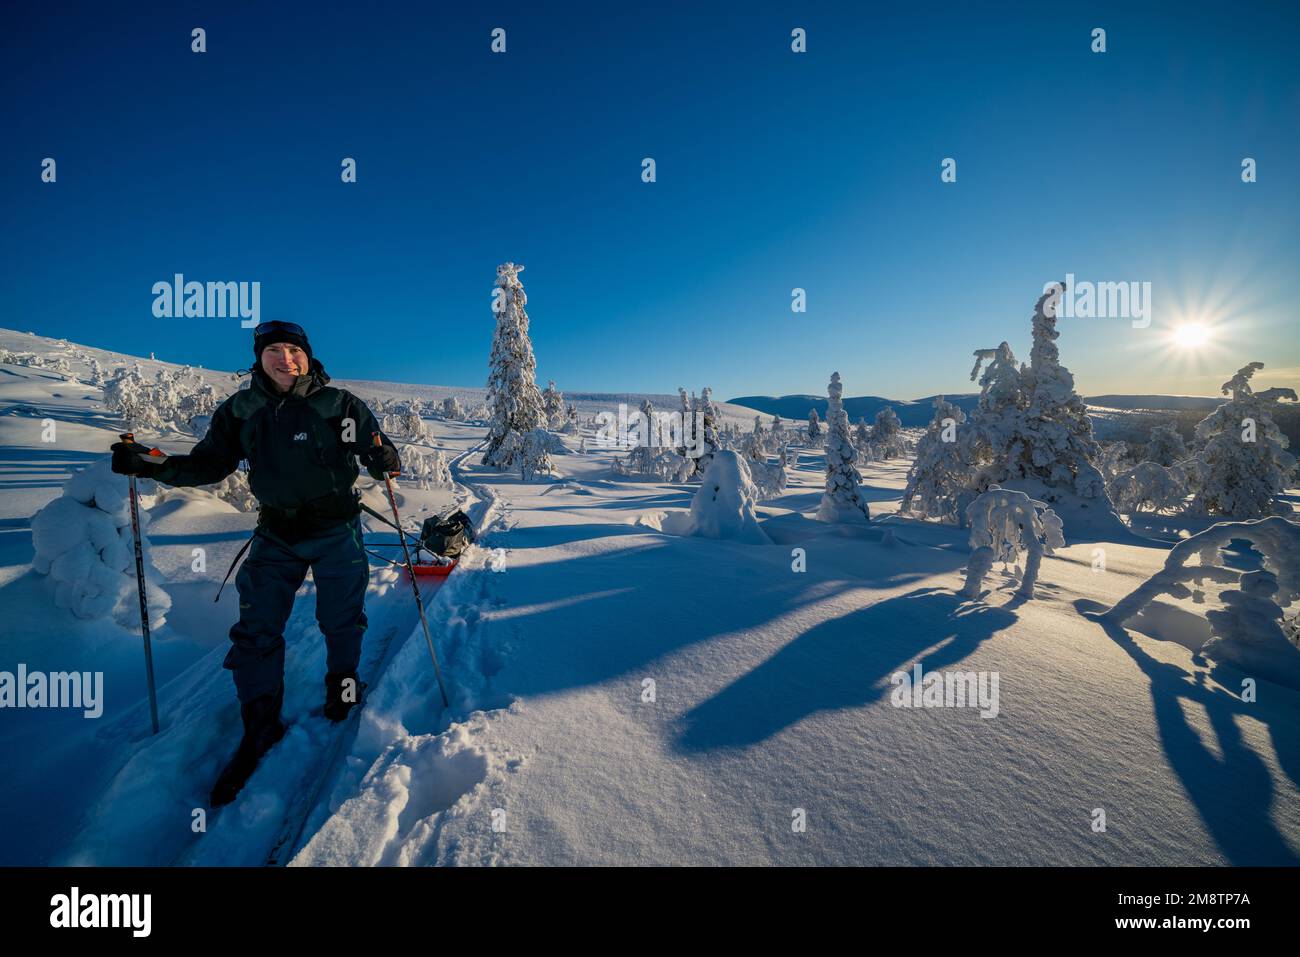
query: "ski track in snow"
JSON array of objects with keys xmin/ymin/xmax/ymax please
[{"xmin": 288, "ymin": 441, "xmax": 527, "ymax": 866}]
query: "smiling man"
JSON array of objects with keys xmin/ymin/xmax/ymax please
[{"xmin": 109, "ymin": 320, "xmax": 401, "ymax": 806}]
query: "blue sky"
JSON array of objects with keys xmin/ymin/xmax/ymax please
[{"xmin": 3, "ymin": 1, "xmax": 1297, "ymax": 401}]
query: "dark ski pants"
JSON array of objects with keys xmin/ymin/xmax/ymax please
[{"xmin": 225, "ymin": 517, "xmax": 369, "ymax": 702}]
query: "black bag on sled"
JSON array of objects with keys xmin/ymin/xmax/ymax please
[{"xmin": 418, "ymin": 509, "xmax": 476, "ymax": 560}]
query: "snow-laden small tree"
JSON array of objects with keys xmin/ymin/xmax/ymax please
[
  {"xmin": 542, "ymin": 380, "xmax": 566, "ymax": 430},
  {"xmin": 102, "ymin": 364, "xmax": 218, "ymax": 434},
  {"xmin": 1189, "ymin": 362, "xmax": 1297, "ymax": 518},
  {"xmin": 103, "ymin": 366, "xmax": 161, "ymax": 431},
  {"xmin": 674, "ymin": 387, "xmax": 694, "ymax": 462},
  {"xmin": 30, "ymin": 459, "xmax": 172, "ymax": 629},
  {"xmin": 960, "ymin": 486, "xmax": 1064, "ymax": 601},
  {"xmin": 621, "ymin": 399, "xmax": 662, "ymax": 476},
  {"xmin": 213, "ymin": 469, "xmax": 258, "ymax": 512},
  {"xmin": 483, "ymin": 263, "xmax": 550, "ymax": 474},
  {"xmin": 807, "ymin": 408, "xmax": 822, "ymax": 445},
  {"xmin": 901, "ymin": 396, "xmax": 976, "ymax": 525},
  {"xmin": 1096, "ymin": 441, "xmax": 1132, "ymax": 483},
  {"xmin": 561, "ymin": 404, "xmax": 579, "ymax": 434},
  {"xmin": 697, "ymin": 387, "xmax": 721, "ymax": 472},
  {"xmin": 742, "ymin": 426, "xmax": 786, "ymax": 500},
  {"xmin": 687, "ymin": 450, "xmax": 771, "ymax": 543},
  {"xmin": 853, "ymin": 417, "xmax": 872, "ymax": 454},
  {"xmin": 817, "ymin": 372, "xmax": 871, "ymax": 523},
  {"xmin": 871, "ymin": 406, "xmax": 906, "ymax": 459},
  {"xmin": 403, "ymin": 447, "xmax": 454, "ymax": 490},
  {"xmin": 441, "ymin": 395, "xmax": 463, "ymax": 421},
  {"xmin": 1145, "ymin": 423, "xmax": 1188, "ymax": 467},
  {"xmin": 400, "ymin": 409, "xmax": 431, "ymax": 443},
  {"xmin": 1097, "ymin": 516, "xmax": 1300, "ymax": 689},
  {"xmin": 1108, "ymin": 461, "xmax": 1188, "ymax": 514},
  {"xmin": 518, "ymin": 427, "xmax": 559, "ymax": 481}
]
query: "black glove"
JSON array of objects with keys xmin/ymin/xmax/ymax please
[
  {"xmin": 110, "ymin": 441, "xmax": 164, "ymax": 477},
  {"xmin": 361, "ymin": 444, "xmax": 400, "ymax": 478}
]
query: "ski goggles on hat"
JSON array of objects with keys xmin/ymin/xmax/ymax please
[{"xmin": 253, "ymin": 320, "xmax": 306, "ymax": 338}]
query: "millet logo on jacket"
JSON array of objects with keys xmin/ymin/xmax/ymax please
[{"xmin": 293, "ymin": 432, "xmax": 308, "ymax": 441}]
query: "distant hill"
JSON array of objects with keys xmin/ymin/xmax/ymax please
[
  {"xmin": 728, "ymin": 391, "xmax": 1234, "ymax": 427},
  {"xmin": 1083, "ymin": 394, "xmax": 1220, "ymax": 412},
  {"xmin": 727, "ymin": 394, "xmax": 979, "ymax": 428}
]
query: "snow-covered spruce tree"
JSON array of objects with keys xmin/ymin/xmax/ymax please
[
  {"xmin": 441, "ymin": 395, "xmax": 463, "ymax": 420},
  {"xmin": 562, "ymin": 404, "xmax": 579, "ymax": 434},
  {"xmin": 697, "ymin": 387, "xmax": 721, "ymax": 472},
  {"xmin": 1145, "ymin": 423, "xmax": 1187, "ymax": 467},
  {"xmin": 817, "ymin": 372, "xmax": 871, "ymax": 523},
  {"xmin": 542, "ymin": 380, "xmax": 566, "ymax": 430},
  {"xmin": 965, "ymin": 285, "xmax": 1119, "ymax": 532},
  {"xmin": 871, "ymin": 406, "xmax": 906, "ymax": 459},
  {"xmin": 901, "ymin": 396, "xmax": 976, "ymax": 525},
  {"xmin": 1014, "ymin": 284, "xmax": 1109, "ymax": 498},
  {"xmin": 674, "ymin": 387, "xmax": 694, "ymax": 462},
  {"xmin": 1190, "ymin": 362, "xmax": 1298, "ymax": 517},
  {"xmin": 482, "ymin": 262, "xmax": 551, "ymax": 476},
  {"xmin": 807, "ymin": 408, "xmax": 822, "ymax": 445},
  {"xmin": 621, "ymin": 399, "xmax": 661, "ymax": 476}
]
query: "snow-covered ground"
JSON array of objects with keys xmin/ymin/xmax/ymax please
[{"xmin": 3, "ymin": 329, "xmax": 1299, "ymax": 866}]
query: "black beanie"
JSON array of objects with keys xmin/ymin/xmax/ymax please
[{"xmin": 253, "ymin": 323, "xmax": 313, "ymax": 367}]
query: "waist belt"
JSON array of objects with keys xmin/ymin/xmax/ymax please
[{"xmin": 258, "ymin": 489, "xmax": 361, "ymax": 537}]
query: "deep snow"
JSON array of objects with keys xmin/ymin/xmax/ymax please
[{"xmin": 3, "ymin": 328, "xmax": 1299, "ymax": 866}]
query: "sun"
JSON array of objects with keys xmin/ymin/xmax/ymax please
[{"xmin": 1171, "ymin": 322, "xmax": 1211, "ymax": 349}]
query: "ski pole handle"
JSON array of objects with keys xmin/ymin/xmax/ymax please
[{"xmin": 372, "ymin": 431, "xmax": 399, "ymax": 477}]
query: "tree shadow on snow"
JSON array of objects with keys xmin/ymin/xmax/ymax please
[
  {"xmin": 1077, "ymin": 598, "xmax": 1300, "ymax": 865},
  {"xmin": 675, "ymin": 587, "xmax": 1015, "ymax": 753}
]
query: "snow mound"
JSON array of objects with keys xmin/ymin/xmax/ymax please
[
  {"xmin": 685, "ymin": 451, "xmax": 771, "ymax": 544},
  {"xmin": 30, "ymin": 459, "xmax": 172, "ymax": 628}
]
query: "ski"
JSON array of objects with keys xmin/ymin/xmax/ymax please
[{"xmin": 263, "ymin": 619, "xmax": 406, "ymax": 866}]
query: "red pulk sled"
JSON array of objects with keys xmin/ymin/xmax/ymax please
[{"xmin": 360, "ymin": 505, "xmax": 476, "ymax": 579}]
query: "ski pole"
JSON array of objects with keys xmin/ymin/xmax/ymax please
[
  {"xmin": 120, "ymin": 432, "xmax": 160, "ymax": 735},
  {"xmin": 372, "ymin": 432, "xmax": 450, "ymax": 708}
]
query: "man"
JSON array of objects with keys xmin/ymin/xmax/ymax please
[{"xmin": 110, "ymin": 321, "xmax": 401, "ymax": 806}]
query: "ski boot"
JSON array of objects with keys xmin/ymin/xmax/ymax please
[
  {"xmin": 323, "ymin": 670, "xmax": 362, "ymax": 722},
  {"xmin": 209, "ymin": 683, "xmax": 286, "ymax": 807}
]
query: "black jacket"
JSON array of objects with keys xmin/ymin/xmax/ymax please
[{"xmin": 152, "ymin": 358, "xmax": 399, "ymax": 540}]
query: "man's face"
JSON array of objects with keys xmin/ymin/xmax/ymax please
[{"xmin": 260, "ymin": 343, "xmax": 309, "ymax": 391}]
